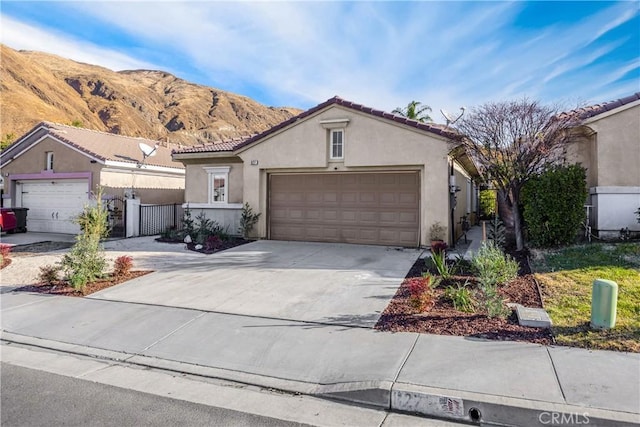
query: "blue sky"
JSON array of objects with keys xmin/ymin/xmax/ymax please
[{"xmin": 2, "ymin": 1, "xmax": 639, "ymax": 117}]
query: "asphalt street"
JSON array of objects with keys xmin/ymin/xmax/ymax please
[{"xmin": 1, "ymin": 363, "xmax": 309, "ymax": 427}]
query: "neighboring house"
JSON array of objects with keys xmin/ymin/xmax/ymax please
[
  {"xmin": 0, "ymin": 122, "xmax": 185, "ymax": 234},
  {"xmin": 563, "ymin": 92, "xmax": 640, "ymax": 239},
  {"xmin": 173, "ymin": 96, "xmax": 479, "ymax": 247}
]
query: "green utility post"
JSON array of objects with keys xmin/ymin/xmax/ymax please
[{"xmin": 591, "ymin": 279, "xmax": 618, "ymax": 330}]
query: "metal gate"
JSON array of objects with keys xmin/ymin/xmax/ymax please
[
  {"xmin": 139, "ymin": 203, "xmax": 183, "ymax": 236},
  {"xmin": 104, "ymin": 196, "xmax": 126, "ymax": 238}
]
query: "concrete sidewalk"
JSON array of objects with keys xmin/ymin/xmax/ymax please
[{"xmin": 1, "ymin": 293, "xmax": 638, "ymax": 426}]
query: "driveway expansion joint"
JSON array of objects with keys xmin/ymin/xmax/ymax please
[
  {"xmin": 85, "ymin": 296, "xmax": 377, "ymax": 330},
  {"xmin": 140, "ymin": 312, "xmax": 206, "ymax": 352},
  {"xmin": 545, "ymin": 346, "xmax": 568, "ymax": 403}
]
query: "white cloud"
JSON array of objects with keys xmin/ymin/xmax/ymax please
[
  {"xmin": 0, "ymin": 15, "xmax": 158, "ymax": 71},
  {"xmin": 1, "ymin": 0, "xmax": 638, "ymax": 118}
]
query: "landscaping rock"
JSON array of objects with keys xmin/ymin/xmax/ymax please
[{"xmin": 514, "ymin": 304, "xmax": 552, "ymax": 328}]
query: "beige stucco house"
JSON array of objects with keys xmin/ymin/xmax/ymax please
[
  {"xmin": 173, "ymin": 97, "xmax": 479, "ymax": 247},
  {"xmin": 564, "ymin": 92, "xmax": 640, "ymax": 238},
  {"xmin": 0, "ymin": 122, "xmax": 185, "ymax": 234}
]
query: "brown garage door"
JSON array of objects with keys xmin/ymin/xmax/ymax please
[{"xmin": 269, "ymin": 172, "xmax": 420, "ymax": 247}]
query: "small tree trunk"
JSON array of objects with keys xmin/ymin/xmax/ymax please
[{"xmin": 512, "ymin": 202, "xmax": 524, "ymax": 251}]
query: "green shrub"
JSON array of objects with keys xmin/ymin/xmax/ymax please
[
  {"xmin": 61, "ymin": 235, "xmax": 106, "ymax": 291},
  {"xmin": 444, "ymin": 281, "xmax": 475, "ymax": 312},
  {"xmin": 451, "ymin": 254, "xmax": 472, "ymax": 276},
  {"xmin": 160, "ymin": 226, "xmax": 179, "ymax": 240},
  {"xmin": 479, "ymin": 189, "xmax": 497, "ymax": 219},
  {"xmin": 422, "ymin": 272, "xmax": 441, "ymax": 289},
  {"xmin": 487, "ymin": 216, "xmax": 506, "ymax": 249},
  {"xmin": 39, "ymin": 264, "xmax": 61, "ymax": 284},
  {"xmin": 522, "ymin": 164, "xmax": 587, "ymax": 247},
  {"xmin": 430, "ymin": 245, "xmax": 451, "ymax": 279},
  {"xmin": 471, "ymin": 241, "xmax": 518, "ymax": 287},
  {"xmin": 60, "ymin": 188, "xmax": 108, "ymax": 291},
  {"xmin": 181, "ymin": 207, "xmax": 195, "ymax": 238},
  {"xmin": 76, "ymin": 196, "xmax": 110, "ymax": 239},
  {"xmin": 239, "ymin": 203, "xmax": 261, "ymax": 238},
  {"xmin": 192, "ymin": 212, "xmax": 226, "ymax": 244},
  {"xmin": 479, "ymin": 284, "xmax": 509, "ymax": 318}
]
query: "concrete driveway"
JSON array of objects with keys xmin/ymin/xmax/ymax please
[{"xmin": 89, "ymin": 240, "xmax": 421, "ymax": 328}]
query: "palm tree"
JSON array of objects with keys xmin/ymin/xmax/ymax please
[{"xmin": 392, "ymin": 101, "xmax": 433, "ymax": 123}]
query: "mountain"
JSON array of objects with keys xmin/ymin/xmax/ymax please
[{"xmin": 0, "ymin": 44, "xmax": 301, "ymax": 146}]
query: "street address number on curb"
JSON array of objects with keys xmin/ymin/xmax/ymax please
[{"xmin": 392, "ymin": 390, "xmax": 465, "ymax": 418}]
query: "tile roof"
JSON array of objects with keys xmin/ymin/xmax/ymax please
[
  {"xmin": 19, "ymin": 122, "xmax": 184, "ymax": 169},
  {"xmin": 172, "ymin": 135, "xmax": 256, "ymax": 154},
  {"xmin": 558, "ymin": 92, "xmax": 640, "ymax": 121},
  {"xmin": 172, "ymin": 96, "xmax": 461, "ymax": 155}
]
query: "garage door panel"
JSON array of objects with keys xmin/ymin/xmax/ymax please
[
  {"xmin": 322, "ymin": 228, "xmax": 340, "ymax": 240},
  {"xmin": 359, "ymin": 211, "xmax": 377, "ymax": 223},
  {"xmin": 289, "ymin": 209, "xmax": 304, "ymax": 220},
  {"xmin": 323, "ymin": 210, "xmax": 338, "ymax": 221},
  {"xmin": 271, "ymin": 225, "xmax": 305, "ymax": 240},
  {"xmin": 341, "ymin": 192, "xmax": 357, "ymax": 203},
  {"xmin": 358, "ymin": 192, "xmax": 376, "ymax": 203},
  {"xmin": 323, "ymin": 193, "xmax": 338, "ymax": 203},
  {"xmin": 399, "ymin": 192, "xmax": 418, "ymax": 204},
  {"xmin": 379, "ymin": 174, "xmax": 399, "ymax": 185},
  {"xmin": 269, "ymin": 173, "xmax": 419, "ymax": 247},
  {"xmin": 379, "ymin": 192, "xmax": 396, "ymax": 204},
  {"xmin": 305, "ymin": 227, "xmax": 324, "ymax": 239},
  {"xmin": 340, "ymin": 211, "xmax": 358, "ymax": 223},
  {"xmin": 399, "ymin": 211, "xmax": 419, "ymax": 223},
  {"xmin": 306, "ymin": 193, "xmax": 323, "ymax": 204}
]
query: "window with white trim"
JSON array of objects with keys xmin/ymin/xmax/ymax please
[
  {"xmin": 45, "ymin": 152, "xmax": 54, "ymax": 171},
  {"xmin": 330, "ymin": 129, "xmax": 344, "ymax": 160},
  {"xmin": 204, "ymin": 166, "xmax": 230, "ymax": 204}
]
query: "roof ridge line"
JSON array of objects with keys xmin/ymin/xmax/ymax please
[{"xmin": 43, "ymin": 121, "xmax": 169, "ymax": 145}]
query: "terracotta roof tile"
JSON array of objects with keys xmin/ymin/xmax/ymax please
[
  {"xmin": 173, "ymin": 96, "xmax": 461, "ymax": 155},
  {"xmin": 19, "ymin": 122, "xmax": 185, "ymax": 169},
  {"xmin": 172, "ymin": 135, "xmax": 256, "ymax": 154},
  {"xmin": 558, "ymin": 92, "xmax": 640, "ymax": 121}
]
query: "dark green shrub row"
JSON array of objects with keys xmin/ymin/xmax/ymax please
[{"xmin": 522, "ymin": 164, "xmax": 587, "ymax": 247}]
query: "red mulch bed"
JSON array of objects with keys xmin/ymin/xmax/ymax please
[
  {"xmin": 375, "ymin": 257, "xmax": 553, "ymax": 345},
  {"xmin": 1, "ymin": 257, "xmax": 11, "ymax": 269},
  {"xmin": 15, "ymin": 271, "xmax": 153, "ymax": 297}
]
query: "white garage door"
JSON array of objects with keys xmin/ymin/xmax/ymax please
[{"xmin": 18, "ymin": 180, "xmax": 89, "ymax": 234}]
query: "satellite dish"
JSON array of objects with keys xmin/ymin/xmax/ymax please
[
  {"xmin": 440, "ymin": 109, "xmax": 455, "ymax": 124},
  {"xmin": 440, "ymin": 107, "xmax": 466, "ymax": 127},
  {"xmin": 139, "ymin": 142, "xmax": 158, "ymax": 159}
]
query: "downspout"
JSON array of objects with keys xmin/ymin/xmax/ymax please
[{"xmin": 450, "ymin": 161, "xmax": 456, "ymax": 247}]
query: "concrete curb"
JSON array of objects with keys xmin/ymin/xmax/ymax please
[
  {"xmin": 3, "ymin": 332, "xmax": 638, "ymax": 426},
  {"xmin": 392, "ymin": 383, "xmax": 640, "ymax": 426}
]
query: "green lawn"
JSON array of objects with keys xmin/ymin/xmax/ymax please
[{"xmin": 532, "ymin": 243, "xmax": 640, "ymax": 352}]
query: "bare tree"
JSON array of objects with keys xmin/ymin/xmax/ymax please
[{"xmin": 455, "ymin": 99, "xmax": 576, "ymax": 251}]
